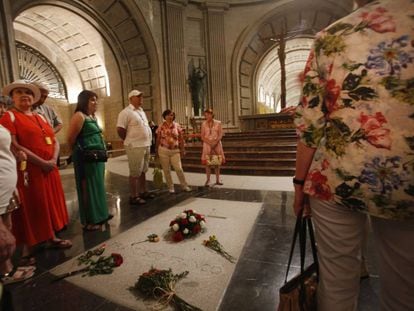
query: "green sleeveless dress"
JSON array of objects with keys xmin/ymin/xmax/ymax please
[{"xmin": 73, "ymin": 116, "xmax": 109, "ymax": 226}]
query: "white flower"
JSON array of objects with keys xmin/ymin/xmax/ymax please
[
  {"xmin": 183, "ymin": 228, "xmax": 189, "ymax": 235},
  {"xmin": 189, "ymin": 216, "xmax": 197, "ymax": 223},
  {"xmin": 172, "ymin": 223, "xmax": 180, "ymax": 232},
  {"xmin": 180, "ymin": 213, "xmax": 187, "ymax": 219},
  {"xmin": 200, "ymin": 220, "xmax": 206, "ymax": 228}
]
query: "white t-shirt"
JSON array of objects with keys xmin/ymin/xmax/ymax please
[
  {"xmin": 116, "ymin": 104, "xmax": 152, "ymax": 148},
  {"xmin": 0, "ymin": 125, "xmax": 17, "ymax": 213}
]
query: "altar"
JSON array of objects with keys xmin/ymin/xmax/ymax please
[{"xmin": 239, "ymin": 113, "xmax": 294, "ymax": 131}]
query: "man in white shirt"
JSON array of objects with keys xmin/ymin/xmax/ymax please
[
  {"xmin": 116, "ymin": 90, "xmax": 154, "ymax": 205},
  {"xmin": 32, "ymin": 82, "xmax": 63, "ymax": 134}
]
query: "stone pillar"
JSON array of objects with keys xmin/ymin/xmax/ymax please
[
  {"xmin": 161, "ymin": 0, "xmax": 188, "ymax": 124},
  {"xmin": 0, "ymin": 0, "xmax": 18, "ymax": 87},
  {"xmin": 202, "ymin": 3, "xmax": 230, "ymax": 125}
]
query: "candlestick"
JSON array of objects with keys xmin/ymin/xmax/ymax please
[{"xmin": 185, "ymin": 106, "xmax": 188, "ymax": 117}]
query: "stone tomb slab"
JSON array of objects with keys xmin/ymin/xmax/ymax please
[{"xmin": 51, "ymin": 197, "xmax": 262, "ymax": 310}]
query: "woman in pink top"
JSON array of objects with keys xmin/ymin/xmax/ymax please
[{"xmin": 200, "ymin": 108, "xmax": 225, "ymax": 186}]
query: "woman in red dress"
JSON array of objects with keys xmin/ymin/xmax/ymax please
[{"xmin": 0, "ymin": 80, "xmax": 72, "ymax": 266}]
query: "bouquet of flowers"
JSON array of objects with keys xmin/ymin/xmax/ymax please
[
  {"xmin": 203, "ymin": 235, "xmax": 236, "ymax": 263},
  {"xmin": 131, "ymin": 268, "xmax": 201, "ymax": 311},
  {"xmin": 169, "ymin": 209, "xmax": 206, "ymax": 242},
  {"xmin": 54, "ymin": 245, "xmax": 123, "ymax": 281}
]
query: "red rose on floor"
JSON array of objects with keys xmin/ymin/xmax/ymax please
[
  {"xmin": 111, "ymin": 253, "xmax": 124, "ymax": 267},
  {"xmin": 193, "ymin": 224, "xmax": 201, "ymax": 234},
  {"xmin": 173, "ymin": 232, "xmax": 184, "ymax": 242},
  {"xmin": 169, "ymin": 220, "xmax": 177, "ymax": 226}
]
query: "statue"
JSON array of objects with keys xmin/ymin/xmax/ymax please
[{"xmin": 188, "ymin": 60, "xmax": 206, "ymax": 116}]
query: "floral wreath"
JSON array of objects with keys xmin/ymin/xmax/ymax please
[{"xmin": 169, "ymin": 209, "xmax": 206, "ymax": 242}]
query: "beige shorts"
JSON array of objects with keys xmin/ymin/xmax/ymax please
[{"xmin": 125, "ymin": 145, "xmax": 151, "ymax": 177}]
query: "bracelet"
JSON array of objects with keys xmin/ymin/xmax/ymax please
[{"xmin": 293, "ymin": 178, "xmax": 305, "ymax": 185}]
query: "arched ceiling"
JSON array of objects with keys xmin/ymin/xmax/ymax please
[
  {"xmin": 257, "ymin": 37, "xmax": 314, "ymax": 112},
  {"xmin": 235, "ymin": 0, "xmax": 354, "ymax": 115},
  {"xmin": 14, "ymin": 5, "xmax": 112, "ymax": 103}
]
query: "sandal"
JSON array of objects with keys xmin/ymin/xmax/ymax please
[
  {"xmin": 215, "ymin": 182, "xmax": 223, "ymax": 186},
  {"xmin": 19, "ymin": 255, "xmax": 36, "ymax": 266},
  {"xmin": 140, "ymin": 192, "xmax": 155, "ymax": 199},
  {"xmin": 1, "ymin": 266, "xmax": 35, "ymax": 285},
  {"xmin": 82, "ymin": 224, "xmax": 101, "ymax": 231},
  {"xmin": 129, "ymin": 196, "xmax": 146, "ymax": 205},
  {"xmin": 46, "ymin": 239, "xmax": 73, "ymax": 249}
]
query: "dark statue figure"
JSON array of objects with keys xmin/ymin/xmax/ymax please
[{"xmin": 188, "ymin": 62, "xmax": 206, "ymax": 116}]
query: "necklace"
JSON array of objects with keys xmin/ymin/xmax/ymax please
[{"xmin": 13, "ymin": 108, "xmax": 53, "ymax": 145}]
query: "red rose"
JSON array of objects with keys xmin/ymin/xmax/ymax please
[
  {"xmin": 169, "ymin": 220, "xmax": 177, "ymax": 227},
  {"xmin": 358, "ymin": 112, "xmax": 391, "ymax": 149},
  {"xmin": 306, "ymin": 170, "xmax": 333, "ymax": 200},
  {"xmin": 360, "ymin": 7, "xmax": 396, "ymax": 33},
  {"xmin": 181, "ymin": 219, "xmax": 189, "ymax": 225},
  {"xmin": 193, "ymin": 224, "xmax": 201, "ymax": 234},
  {"xmin": 173, "ymin": 232, "xmax": 184, "ymax": 242},
  {"xmin": 186, "ymin": 209, "xmax": 193, "ymax": 213},
  {"xmin": 111, "ymin": 253, "xmax": 123, "ymax": 267},
  {"xmin": 324, "ymin": 79, "xmax": 341, "ymax": 115}
]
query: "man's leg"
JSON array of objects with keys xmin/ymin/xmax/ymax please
[{"xmin": 129, "ymin": 176, "xmax": 139, "ymax": 198}]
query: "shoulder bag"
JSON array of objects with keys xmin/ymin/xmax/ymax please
[{"xmin": 277, "ymin": 209, "xmax": 318, "ymax": 311}]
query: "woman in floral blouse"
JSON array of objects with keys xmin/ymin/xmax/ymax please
[
  {"xmin": 155, "ymin": 110, "xmax": 191, "ymax": 193},
  {"xmin": 294, "ymin": 0, "xmax": 414, "ymax": 310}
]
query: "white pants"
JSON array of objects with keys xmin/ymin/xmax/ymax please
[
  {"xmin": 158, "ymin": 146, "xmax": 188, "ymax": 190},
  {"xmin": 310, "ymin": 198, "xmax": 414, "ymax": 311}
]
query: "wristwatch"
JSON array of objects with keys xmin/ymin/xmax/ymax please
[{"xmin": 293, "ymin": 178, "xmax": 305, "ymax": 185}]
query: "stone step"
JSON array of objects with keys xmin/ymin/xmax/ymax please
[
  {"xmin": 186, "ymin": 144, "xmax": 296, "ymax": 152},
  {"xmin": 181, "ymin": 163, "xmax": 295, "ymax": 176},
  {"xmin": 183, "ymin": 156, "xmax": 295, "ymax": 167},
  {"xmin": 185, "ymin": 150, "xmax": 296, "ymax": 159}
]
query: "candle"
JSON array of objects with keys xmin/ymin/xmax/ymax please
[{"xmin": 185, "ymin": 106, "xmax": 188, "ymax": 117}]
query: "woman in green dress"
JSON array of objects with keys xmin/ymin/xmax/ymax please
[{"xmin": 67, "ymin": 90, "xmax": 110, "ymax": 231}]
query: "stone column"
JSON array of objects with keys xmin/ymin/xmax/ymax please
[
  {"xmin": 0, "ymin": 0, "xmax": 18, "ymax": 87},
  {"xmin": 161, "ymin": 0, "xmax": 188, "ymax": 124},
  {"xmin": 202, "ymin": 3, "xmax": 230, "ymax": 125}
]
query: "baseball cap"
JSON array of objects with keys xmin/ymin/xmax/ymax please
[{"xmin": 128, "ymin": 90, "xmax": 143, "ymax": 99}]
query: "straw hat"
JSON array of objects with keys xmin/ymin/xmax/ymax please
[{"xmin": 2, "ymin": 79, "xmax": 41, "ymax": 103}]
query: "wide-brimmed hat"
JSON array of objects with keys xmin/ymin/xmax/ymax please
[
  {"xmin": 31, "ymin": 81, "xmax": 49, "ymax": 93},
  {"xmin": 128, "ymin": 89, "xmax": 143, "ymax": 99},
  {"xmin": 2, "ymin": 79, "xmax": 41, "ymax": 103}
]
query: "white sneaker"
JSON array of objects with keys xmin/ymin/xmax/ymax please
[
  {"xmin": 183, "ymin": 186, "xmax": 192, "ymax": 192},
  {"xmin": 169, "ymin": 188, "xmax": 175, "ymax": 193}
]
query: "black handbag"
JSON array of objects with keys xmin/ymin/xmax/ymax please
[
  {"xmin": 277, "ymin": 210, "xmax": 319, "ymax": 311},
  {"xmin": 82, "ymin": 149, "xmax": 108, "ymax": 162}
]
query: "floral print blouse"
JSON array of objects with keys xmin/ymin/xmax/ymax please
[
  {"xmin": 156, "ymin": 121, "xmax": 184, "ymax": 150},
  {"xmin": 295, "ymin": 0, "xmax": 414, "ymax": 220}
]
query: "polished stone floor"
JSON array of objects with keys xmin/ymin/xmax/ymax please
[{"xmin": 2, "ymin": 170, "xmax": 380, "ymax": 311}]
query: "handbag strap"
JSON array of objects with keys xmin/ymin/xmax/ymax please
[
  {"xmin": 284, "ymin": 209, "xmax": 318, "ymax": 283},
  {"xmin": 284, "ymin": 208, "xmax": 304, "ymax": 283}
]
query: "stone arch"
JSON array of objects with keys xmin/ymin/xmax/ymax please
[
  {"xmin": 231, "ymin": 0, "xmax": 353, "ymax": 117},
  {"xmin": 9, "ymin": 0, "xmax": 161, "ymax": 129}
]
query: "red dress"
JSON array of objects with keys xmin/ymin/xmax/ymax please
[{"xmin": 0, "ymin": 110, "xmax": 69, "ymax": 247}]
